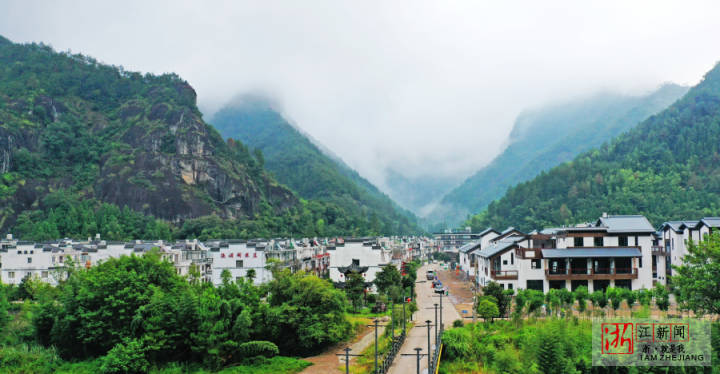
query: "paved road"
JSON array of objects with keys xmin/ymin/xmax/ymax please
[{"xmin": 388, "ymin": 264, "xmax": 461, "ymax": 374}]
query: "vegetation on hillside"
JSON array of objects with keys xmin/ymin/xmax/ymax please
[
  {"xmin": 435, "ymin": 84, "xmax": 688, "ymax": 227},
  {"xmin": 211, "ymin": 95, "xmax": 421, "ymax": 236},
  {"xmin": 466, "ymin": 63, "xmax": 720, "ymax": 231},
  {"xmin": 0, "ymin": 37, "xmax": 415, "ymax": 239}
]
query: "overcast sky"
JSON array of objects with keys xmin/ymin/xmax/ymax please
[{"xmin": 2, "ymin": 1, "xmax": 720, "ymax": 191}]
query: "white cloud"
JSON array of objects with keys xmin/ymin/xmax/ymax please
[{"xmin": 1, "ymin": 0, "xmax": 719, "ymax": 189}]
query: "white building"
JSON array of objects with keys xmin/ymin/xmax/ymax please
[
  {"xmin": 207, "ymin": 240, "xmax": 272, "ymax": 285},
  {"xmin": 458, "ymin": 228, "xmax": 500, "ymax": 281},
  {"xmin": 328, "ymin": 238, "xmax": 392, "ymax": 284},
  {"xmin": 475, "ymin": 215, "xmax": 664, "ymax": 293},
  {"xmin": 660, "ymin": 217, "xmax": 720, "ymax": 277}
]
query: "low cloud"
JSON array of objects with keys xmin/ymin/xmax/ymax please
[{"xmin": 2, "ymin": 1, "xmax": 719, "ymax": 192}]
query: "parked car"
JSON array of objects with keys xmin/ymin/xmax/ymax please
[
  {"xmin": 434, "ymin": 285, "xmax": 445, "ymax": 294},
  {"xmin": 426, "ymin": 270, "xmax": 435, "ymax": 280}
]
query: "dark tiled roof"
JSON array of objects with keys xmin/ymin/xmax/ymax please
[
  {"xmin": 597, "ymin": 215, "xmax": 654, "ymax": 233},
  {"xmin": 701, "ymin": 217, "xmax": 720, "ymax": 228},
  {"xmin": 477, "ymin": 239, "xmax": 518, "ymax": 258}
]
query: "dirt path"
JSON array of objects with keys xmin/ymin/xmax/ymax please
[
  {"xmin": 436, "ymin": 269, "xmax": 475, "ymax": 323},
  {"xmin": 387, "ymin": 264, "xmax": 461, "ymax": 374},
  {"xmin": 300, "ymin": 318, "xmax": 388, "ymax": 373}
]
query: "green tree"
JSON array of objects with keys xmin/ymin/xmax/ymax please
[
  {"xmin": 621, "ymin": 287, "xmax": 636, "ymax": 307},
  {"xmin": 36, "ymin": 252, "xmax": 186, "ymax": 359},
  {"xmin": 265, "ymin": 270, "xmax": 352, "ymax": 355},
  {"xmin": 374, "ymin": 264, "xmax": 401, "ymax": 297},
  {"xmin": 482, "ymin": 282, "xmax": 512, "ymax": 317},
  {"xmin": 477, "ymin": 298, "xmax": 499, "ymax": 323},
  {"xmin": 589, "ymin": 290, "xmax": 607, "ymax": 312},
  {"xmin": 545, "ymin": 289, "xmax": 561, "ymax": 317},
  {"xmin": 525, "ymin": 289, "xmax": 545, "ymax": 315},
  {"xmin": 573, "ymin": 286, "xmax": 588, "ymax": 313},
  {"xmin": 344, "ymin": 273, "xmax": 366, "ymax": 312},
  {"xmin": 653, "ymin": 283, "xmax": 670, "ymax": 312},
  {"xmin": 635, "ymin": 288, "xmax": 652, "ymax": 306},
  {"xmin": 0, "ymin": 286, "xmax": 10, "ymax": 331},
  {"xmin": 246, "ymin": 268, "xmax": 256, "ymax": 282},
  {"xmin": 605, "ymin": 287, "xmax": 622, "ymax": 315},
  {"xmin": 672, "ymin": 232, "xmax": 720, "ymax": 316}
]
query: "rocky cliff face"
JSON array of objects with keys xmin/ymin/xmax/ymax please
[{"xmin": 0, "ymin": 40, "xmax": 297, "ymax": 230}]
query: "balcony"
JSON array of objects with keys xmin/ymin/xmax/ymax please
[
  {"xmin": 517, "ymin": 248, "xmax": 540, "ymax": 259},
  {"xmin": 491, "ymin": 269, "xmax": 518, "ymax": 280},
  {"xmin": 545, "ymin": 267, "xmax": 638, "ymax": 280},
  {"xmin": 651, "ymin": 246, "xmax": 669, "ymax": 256}
]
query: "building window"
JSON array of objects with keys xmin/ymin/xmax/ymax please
[
  {"xmin": 594, "ymin": 237, "xmax": 604, "ymax": 247},
  {"xmin": 8, "ymin": 271, "xmax": 14, "ymax": 278},
  {"xmin": 531, "ymin": 259, "xmax": 541, "ymax": 269},
  {"xmin": 236, "ymin": 260, "xmax": 244, "ymax": 268},
  {"xmin": 41, "ymin": 271, "xmax": 48, "ymax": 278},
  {"xmin": 27, "ymin": 257, "xmax": 32, "ymax": 264},
  {"xmin": 510, "ymin": 253, "xmax": 514, "ymax": 265},
  {"xmin": 574, "ymin": 237, "xmax": 583, "ymax": 247},
  {"xmin": 503, "ymin": 260, "xmax": 508, "ymax": 265},
  {"xmin": 638, "ymin": 257, "xmax": 642, "ymax": 268},
  {"xmin": 508, "ymin": 283, "xmax": 513, "ymax": 290},
  {"xmin": 619, "ymin": 236, "xmax": 628, "ymax": 246}
]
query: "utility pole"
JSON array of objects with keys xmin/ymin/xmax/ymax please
[
  {"xmin": 373, "ymin": 318, "xmax": 379, "ymax": 374},
  {"xmin": 336, "ymin": 347, "xmax": 361, "ymax": 374},
  {"xmin": 401, "ymin": 348, "xmax": 426, "ymax": 374},
  {"xmin": 367, "ymin": 318, "xmax": 391, "ymax": 374},
  {"xmin": 390, "ymin": 302, "xmax": 394, "ymax": 340},
  {"xmin": 424, "ymin": 303, "xmax": 439, "ymax": 343},
  {"xmin": 415, "ymin": 348, "xmax": 423, "ymax": 374},
  {"xmin": 425, "ymin": 320, "xmax": 433, "ymax": 369},
  {"xmin": 432, "ymin": 293, "xmax": 444, "ymax": 332},
  {"xmin": 402, "ymin": 291, "xmax": 407, "ymax": 332},
  {"xmin": 433, "ymin": 303, "xmax": 439, "ymax": 342}
]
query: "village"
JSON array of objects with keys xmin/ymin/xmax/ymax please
[
  {"xmin": 0, "ymin": 214, "xmax": 717, "ymax": 373},
  {"xmin": 1, "ymin": 213, "xmax": 717, "ymax": 297}
]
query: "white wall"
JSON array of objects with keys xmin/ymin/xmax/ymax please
[
  {"xmin": 210, "ymin": 243, "xmax": 271, "ymax": 286},
  {"xmin": 328, "ymin": 242, "xmax": 392, "ymax": 283}
]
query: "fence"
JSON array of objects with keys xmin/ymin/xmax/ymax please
[
  {"xmin": 430, "ymin": 324, "xmax": 444, "ymax": 373},
  {"xmin": 375, "ymin": 330, "xmax": 406, "ymax": 374}
]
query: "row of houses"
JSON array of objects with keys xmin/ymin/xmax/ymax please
[
  {"xmin": 0, "ymin": 234, "xmax": 432, "ymax": 287},
  {"xmin": 454, "ymin": 214, "xmax": 719, "ymax": 293}
]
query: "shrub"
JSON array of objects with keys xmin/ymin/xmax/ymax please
[
  {"xmin": 441, "ymin": 328, "xmax": 474, "ymax": 360},
  {"xmin": 573, "ymin": 286, "xmax": 588, "ymax": 313},
  {"xmin": 477, "ymin": 298, "xmax": 500, "ymax": 322},
  {"xmin": 100, "ymin": 339, "xmax": 149, "ymax": 374},
  {"xmin": 453, "ymin": 319, "xmax": 464, "ymax": 328},
  {"xmin": 238, "ymin": 341, "xmax": 279, "ymax": 359}
]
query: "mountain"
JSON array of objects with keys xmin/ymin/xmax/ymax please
[
  {"xmin": 466, "ymin": 62, "xmax": 720, "ymax": 232},
  {"xmin": 210, "ymin": 95, "xmax": 421, "ymax": 235},
  {"xmin": 432, "ymin": 84, "xmax": 689, "ymax": 226},
  {"xmin": 383, "ymin": 168, "xmax": 462, "ymax": 216},
  {"xmin": 0, "ymin": 37, "xmax": 399, "ymax": 240}
]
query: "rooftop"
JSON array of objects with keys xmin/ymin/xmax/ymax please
[
  {"xmin": 476, "ymin": 238, "xmax": 519, "ymax": 258},
  {"xmin": 596, "ymin": 215, "xmax": 655, "ymax": 233}
]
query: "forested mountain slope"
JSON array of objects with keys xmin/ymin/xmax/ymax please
[
  {"xmin": 0, "ymin": 36, "xmax": 406, "ymax": 239},
  {"xmin": 466, "ymin": 62, "xmax": 720, "ymax": 231},
  {"xmin": 211, "ymin": 95, "xmax": 421, "ymax": 235},
  {"xmin": 434, "ymin": 84, "xmax": 688, "ymax": 226}
]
